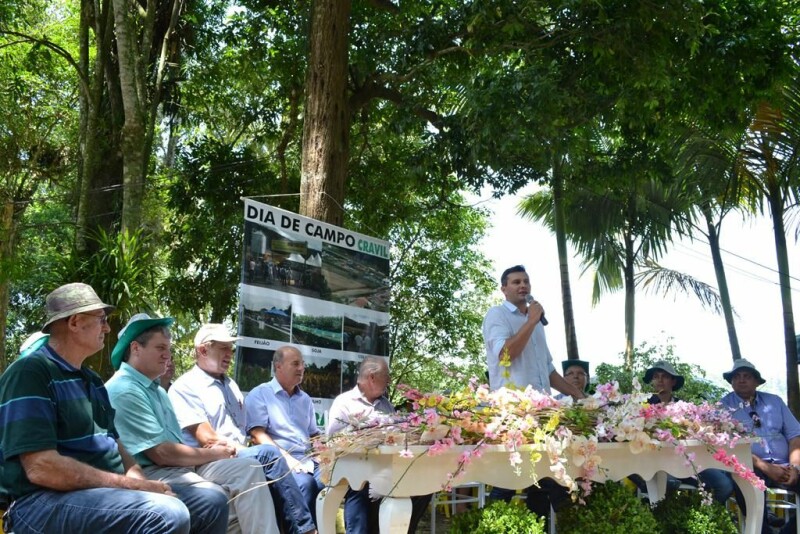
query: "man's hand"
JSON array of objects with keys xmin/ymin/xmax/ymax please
[
  {"xmin": 127, "ymin": 478, "xmax": 177, "ymax": 497},
  {"xmin": 526, "ymin": 300, "xmax": 544, "ymax": 325},
  {"xmin": 763, "ymin": 463, "xmax": 792, "ymax": 485},
  {"xmin": 203, "ymin": 436, "xmax": 229, "ymax": 448},
  {"xmin": 784, "ymin": 465, "xmax": 799, "ymax": 486},
  {"xmin": 208, "ymin": 443, "xmax": 237, "ymax": 459}
]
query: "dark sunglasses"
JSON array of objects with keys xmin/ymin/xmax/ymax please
[{"xmin": 749, "ymin": 411, "xmax": 762, "ymax": 428}]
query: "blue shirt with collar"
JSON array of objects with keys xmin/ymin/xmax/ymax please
[
  {"xmin": 482, "ymin": 300, "xmax": 555, "ymax": 393},
  {"xmin": 720, "ymin": 390, "xmax": 800, "ymax": 464},
  {"xmin": 244, "ymin": 378, "xmax": 318, "ymax": 468}
]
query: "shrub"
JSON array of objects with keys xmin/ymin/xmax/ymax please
[
  {"xmin": 651, "ymin": 490, "xmax": 738, "ymax": 534},
  {"xmin": 449, "ymin": 499, "xmax": 546, "ymax": 534},
  {"xmin": 557, "ymin": 481, "xmax": 659, "ymax": 534}
]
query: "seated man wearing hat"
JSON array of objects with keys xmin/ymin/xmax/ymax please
[
  {"xmin": 106, "ymin": 313, "xmax": 279, "ymax": 534},
  {"xmin": 639, "ymin": 360, "xmax": 734, "ymax": 504},
  {"xmin": 555, "ymin": 359, "xmax": 590, "ymax": 400},
  {"xmin": 644, "ymin": 360, "xmax": 684, "ymax": 404},
  {"xmin": 168, "ymin": 324, "xmax": 318, "ymax": 534},
  {"xmin": 0, "ymin": 284, "xmax": 192, "ymax": 534},
  {"xmin": 720, "ymin": 359, "xmax": 800, "ymax": 534}
]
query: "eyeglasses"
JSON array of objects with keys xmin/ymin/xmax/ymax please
[
  {"xmin": 749, "ymin": 411, "xmax": 762, "ymax": 428},
  {"xmin": 81, "ymin": 312, "xmax": 109, "ymax": 325}
]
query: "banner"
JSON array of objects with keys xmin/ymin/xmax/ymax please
[{"xmin": 235, "ymin": 199, "xmax": 391, "ymax": 428}]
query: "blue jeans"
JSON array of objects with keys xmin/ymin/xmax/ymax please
[
  {"xmin": 6, "ymin": 488, "xmax": 191, "ymax": 534},
  {"xmin": 343, "ymin": 485, "xmax": 431, "ymax": 534},
  {"xmin": 292, "ymin": 463, "xmax": 325, "ymax": 527},
  {"xmin": 238, "ymin": 444, "xmax": 316, "ymax": 534},
  {"xmin": 694, "ymin": 468, "xmax": 736, "ymax": 504},
  {"xmin": 170, "ymin": 483, "xmax": 229, "ymax": 534}
]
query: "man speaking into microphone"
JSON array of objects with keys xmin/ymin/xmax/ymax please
[
  {"xmin": 481, "ymin": 265, "xmax": 585, "ymax": 523},
  {"xmin": 482, "ymin": 264, "xmax": 584, "ymax": 399}
]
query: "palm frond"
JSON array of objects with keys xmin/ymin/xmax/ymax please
[{"xmin": 634, "ymin": 260, "xmax": 725, "ymax": 315}]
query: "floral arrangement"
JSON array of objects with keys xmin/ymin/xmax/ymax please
[{"xmin": 314, "ymin": 377, "xmax": 764, "ymax": 500}]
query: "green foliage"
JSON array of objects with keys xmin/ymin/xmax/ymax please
[
  {"xmin": 558, "ymin": 481, "xmax": 659, "ymax": 534},
  {"xmin": 652, "ymin": 490, "xmax": 737, "ymax": 534},
  {"xmin": 594, "ymin": 340, "xmax": 728, "ymax": 403},
  {"xmin": 387, "ymin": 193, "xmax": 495, "ymax": 401},
  {"xmin": 163, "ymin": 140, "xmax": 287, "ymax": 323},
  {"xmin": 60, "ymin": 229, "xmax": 159, "ymax": 317},
  {"xmin": 52, "ymin": 228, "xmax": 161, "ymax": 377},
  {"xmin": 450, "ymin": 500, "xmax": 545, "ymax": 534}
]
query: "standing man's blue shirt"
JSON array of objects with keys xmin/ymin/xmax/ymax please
[{"xmin": 483, "ymin": 300, "xmax": 555, "ymax": 393}]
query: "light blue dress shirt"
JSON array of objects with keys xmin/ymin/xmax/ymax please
[
  {"xmin": 483, "ymin": 300, "xmax": 555, "ymax": 393},
  {"xmin": 720, "ymin": 390, "xmax": 800, "ymax": 464},
  {"xmin": 244, "ymin": 378, "xmax": 318, "ymax": 469}
]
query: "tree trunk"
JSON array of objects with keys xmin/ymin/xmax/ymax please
[
  {"xmin": 112, "ymin": 0, "xmax": 147, "ymax": 234},
  {"xmin": 768, "ymin": 190, "xmax": 799, "ymax": 415},
  {"xmin": 702, "ymin": 205, "xmax": 742, "ymax": 361},
  {"xmin": 0, "ymin": 198, "xmax": 14, "ymax": 371},
  {"xmin": 552, "ymin": 154, "xmax": 580, "ymax": 360},
  {"xmin": 76, "ymin": 0, "xmax": 121, "ymax": 252},
  {"xmin": 299, "ymin": 0, "xmax": 351, "ymax": 225},
  {"xmin": 623, "ymin": 229, "xmax": 636, "ymax": 368}
]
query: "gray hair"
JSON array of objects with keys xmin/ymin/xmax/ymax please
[
  {"xmin": 274, "ymin": 345, "xmax": 301, "ymax": 365},
  {"xmin": 358, "ymin": 356, "xmax": 388, "ymax": 381}
]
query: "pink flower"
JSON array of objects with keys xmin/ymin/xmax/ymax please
[{"xmin": 399, "ymin": 448, "xmax": 414, "ymax": 459}]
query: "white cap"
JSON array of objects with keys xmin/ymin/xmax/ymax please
[{"xmin": 194, "ymin": 323, "xmax": 240, "ymax": 346}]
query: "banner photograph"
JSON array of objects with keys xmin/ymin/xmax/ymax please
[{"xmin": 236, "ymin": 199, "xmax": 390, "ymax": 428}]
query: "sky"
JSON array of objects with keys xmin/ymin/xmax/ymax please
[{"xmin": 475, "ymin": 184, "xmax": 800, "ymax": 396}]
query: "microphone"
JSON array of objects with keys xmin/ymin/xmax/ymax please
[{"xmin": 525, "ymin": 294, "xmax": 548, "ymax": 326}]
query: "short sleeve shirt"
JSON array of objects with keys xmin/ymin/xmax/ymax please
[
  {"xmin": 169, "ymin": 365, "xmax": 247, "ymax": 447},
  {"xmin": 482, "ymin": 301, "xmax": 555, "ymax": 393},
  {"xmin": 720, "ymin": 390, "xmax": 800, "ymax": 464},
  {"xmin": 0, "ymin": 346, "xmax": 123, "ymax": 499},
  {"xmin": 105, "ymin": 363, "xmax": 184, "ymax": 467}
]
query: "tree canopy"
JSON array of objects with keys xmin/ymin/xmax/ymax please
[{"xmin": 1, "ymin": 0, "xmax": 799, "ymax": 411}]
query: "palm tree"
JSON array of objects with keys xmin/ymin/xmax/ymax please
[
  {"xmin": 670, "ymin": 127, "xmax": 751, "ymax": 362},
  {"xmin": 736, "ymin": 80, "xmax": 800, "ymax": 414},
  {"xmin": 520, "ymin": 133, "xmax": 722, "ymax": 368}
]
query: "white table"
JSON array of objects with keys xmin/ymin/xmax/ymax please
[{"xmin": 316, "ymin": 440, "xmax": 763, "ymax": 534}]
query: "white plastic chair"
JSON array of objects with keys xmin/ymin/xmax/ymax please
[{"xmin": 765, "ymin": 488, "xmax": 800, "ymax": 534}]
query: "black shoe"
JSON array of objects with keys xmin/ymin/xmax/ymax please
[{"xmin": 768, "ymin": 511, "xmax": 784, "ymax": 527}]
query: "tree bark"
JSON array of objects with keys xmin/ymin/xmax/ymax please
[
  {"xmin": 702, "ymin": 205, "xmax": 742, "ymax": 361},
  {"xmin": 299, "ymin": 0, "xmax": 352, "ymax": 225},
  {"xmin": 623, "ymin": 229, "xmax": 636, "ymax": 369},
  {"xmin": 0, "ymin": 198, "xmax": 14, "ymax": 371},
  {"xmin": 768, "ymin": 188, "xmax": 799, "ymax": 415},
  {"xmin": 112, "ymin": 0, "xmax": 147, "ymax": 234},
  {"xmin": 552, "ymin": 153, "xmax": 580, "ymax": 360}
]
